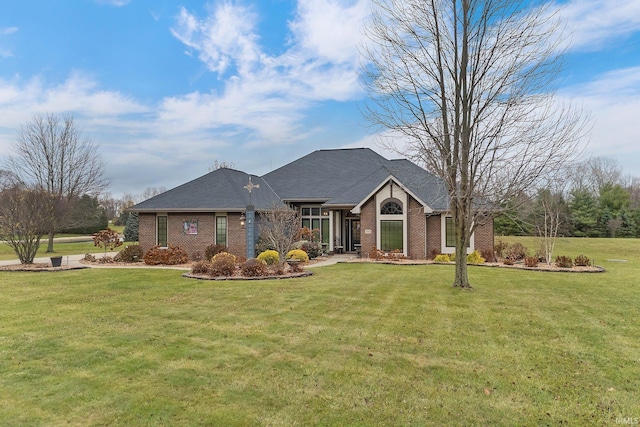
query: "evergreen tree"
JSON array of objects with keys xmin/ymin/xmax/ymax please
[
  {"xmin": 124, "ymin": 211, "xmax": 139, "ymax": 242},
  {"xmin": 569, "ymin": 188, "xmax": 599, "ymax": 237}
]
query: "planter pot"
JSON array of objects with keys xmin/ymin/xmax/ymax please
[{"xmin": 50, "ymin": 256, "xmax": 63, "ymax": 267}]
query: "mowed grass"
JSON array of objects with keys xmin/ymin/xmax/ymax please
[
  {"xmin": 1, "ymin": 238, "xmax": 639, "ymax": 426},
  {"xmin": 0, "ymin": 240, "xmax": 127, "ymax": 261}
]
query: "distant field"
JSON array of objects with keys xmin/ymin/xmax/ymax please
[{"xmin": 0, "ymin": 237, "xmax": 638, "ymax": 425}]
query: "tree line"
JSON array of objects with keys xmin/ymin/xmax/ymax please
[{"xmin": 496, "ymin": 157, "xmax": 640, "ymax": 238}]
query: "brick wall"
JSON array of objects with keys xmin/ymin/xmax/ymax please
[
  {"xmin": 473, "ymin": 216, "xmax": 494, "ymax": 259},
  {"xmin": 137, "ymin": 212, "xmax": 247, "ymax": 259},
  {"xmin": 407, "ymin": 197, "xmax": 426, "ymax": 259},
  {"xmin": 138, "ymin": 213, "xmax": 156, "ymax": 254},
  {"xmin": 426, "ymin": 214, "xmax": 442, "ymax": 259},
  {"xmin": 165, "ymin": 213, "xmax": 215, "ymax": 259},
  {"xmin": 227, "ymin": 212, "xmax": 247, "ymax": 258},
  {"xmin": 359, "ymin": 198, "xmax": 376, "ymax": 257}
]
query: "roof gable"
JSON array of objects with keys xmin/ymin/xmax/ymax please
[{"xmin": 132, "ymin": 168, "xmax": 282, "ymax": 212}]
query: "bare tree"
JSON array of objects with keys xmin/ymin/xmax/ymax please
[
  {"xmin": 361, "ymin": 0, "xmax": 587, "ymax": 287},
  {"xmin": 0, "ymin": 185, "xmax": 54, "ymax": 264},
  {"xmin": 208, "ymin": 160, "xmax": 236, "ymax": 172},
  {"xmin": 4, "ymin": 113, "xmax": 110, "ymax": 252},
  {"xmin": 257, "ymin": 204, "xmax": 300, "ymax": 268}
]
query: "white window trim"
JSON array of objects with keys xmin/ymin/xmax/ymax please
[
  {"xmin": 440, "ymin": 214, "xmax": 474, "ymax": 254},
  {"xmin": 156, "ymin": 213, "xmax": 168, "ymax": 248},
  {"xmin": 215, "ymin": 214, "xmax": 228, "ymax": 247},
  {"xmin": 375, "ymin": 184, "xmax": 408, "ymax": 256}
]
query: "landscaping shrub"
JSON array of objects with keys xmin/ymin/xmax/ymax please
[
  {"xmin": 449, "ymin": 252, "xmax": 456, "ymax": 262},
  {"xmin": 143, "ymin": 244, "xmax": 189, "ymax": 265},
  {"xmin": 191, "ymin": 261, "xmax": 212, "ymax": 275},
  {"xmin": 371, "ymin": 247, "xmax": 386, "ymax": 260},
  {"xmin": 205, "ymin": 244, "xmax": 227, "ymax": 261},
  {"xmin": 506, "ymin": 242, "xmax": 527, "ymax": 261},
  {"xmin": 433, "ymin": 254, "xmax": 451, "ymax": 263},
  {"xmin": 524, "ymin": 256, "xmax": 539, "ymax": 268},
  {"xmin": 494, "ymin": 239, "xmax": 509, "ymax": 258},
  {"xmin": 574, "ymin": 254, "xmax": 591, "ymax": 267},
  {"xmin": 480, "ymin": 247, "xmax": 495, "ymax": 263},
  {"xmin": 114, "ymin": 245, "xmax": 144, "ymax": 262},
  {"xmin": 83, "ymin": 254, "xmax": 96, "ymax": 262},
  {"xmin": 257, "ymin": 250, "xmax": 279, "ymax": 266},
  {"xmin": 292, "ymin": 240, "xmax": 321, "ymax": 259},
  {"xmin": 503, "ymin": 257, "xmax": 514, "ymax": 265},
  {"xmin": 286, "ymin": 249, "xmax": 309, "ymax": 263},
  {"xmin": 466, "ymin": 250, "xmax": 485, "ymax": 264},
  {"xmin": 555, "ymin": 255, "xmax": 573, "ymax": 268},
  {"xmin": 210, "ymin": 252, "xmax": 237, "ymax": 276},
  {"xmin": 241, "ymin": 258, "xmax": 268, "ymax": 277},
  {"xmin": 389, "ymin": 249, "xmax": 405, "ymax": 260}
]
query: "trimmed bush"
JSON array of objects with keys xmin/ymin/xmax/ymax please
[
  {"xmin": 506, "ymin": 242, "xmax": 527, "ymax": 261},
  {"xmin": 555, "ymin": 255, "xmax": 573, "ymax": 268},
  {"xmin": 292, "ymin": 240, "xmax": 322, "ymax": 259},
  {"xmin": 241, "ymin": 258, "xmax": 268, "ymax": 277},
  {"xmin": 257, "ymin": 250, "xmax": 279, "ymax": 266},
  {"xmin": 524, "ymin": 256, "xmax": 539, "ymax": 268},
  {"xmin": 205, "ymin": 244, "xmax": 227, "ymax": 261},
  {"xmin": 191, "ymin": 261, "xmax": 212, "ymax": 275},
  {"xmin": 466, "ymin": 250, "xmax": 486, "ymax": 265},
  {"xmin": 210, "ymin": 252, "xmax": 237, "ymax": 276},
  {"xmin": 433, "ymin": 254, "xmax": 451, "ymax": 263},
  {"xmin": 143, "ymin": 244, "xmax": 189, "ymax": 265},
  {"xmin": 480, "ymin": 247, "xmax": 495, "ymax": 263},
  {"xmin": 114, "ymin": 245, "xmax": 144, "ymax": 262},
  {"xmin": 574, "ymin": 254, "xmax": 591, "ymax": 267},
  {"xmin": 286, "ymin": 249, "xmax": 309, "ymax": 263}
]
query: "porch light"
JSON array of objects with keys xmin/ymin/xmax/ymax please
[{"xmin": 240, "ymin": 212, "xmax": 246, "ymax": 228}]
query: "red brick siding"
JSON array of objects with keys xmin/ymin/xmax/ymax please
[
  {"xmin": 473, "ymin": 216, "xmax": 494, "ymax": 259},
  {"xmin": 426, "ymin": 215, "xmax": 442, "ymax": 259},
  {"xmin": 407, "ymin": 197, "xmax": 426, "ymax": 259},
  {"xmin": 359, "ymin": 198, "xmax": 376, "ymax": 257},
  {"xmin": 226, "ymin": 213, "xmax": 247, "ymax": 258},
  {"xmin": 137, "ymin": 212, "xmax": 247, "ymax": 259}
]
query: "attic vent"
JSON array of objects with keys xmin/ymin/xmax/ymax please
[{"xmin": 381, "ymin": 200, "xmax": 403, "ymax": 215}]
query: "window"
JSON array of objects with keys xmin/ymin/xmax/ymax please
[
  {"xmin": 381, "ymin": 200, "xmax": 403, "ymax": 215},
  {"xmin": 157, "ymin": 215, "xmax": 167, "ymax": 247},
  {"xmin": 301, "ymin": 206, "xmax": 330, "ymax": 243},
  {"xmin": 445, "ymin": 217, "xmax": 470, "ymax": 248},
  {"xmin": 380, "ymin": 220, "xmax": 403, "ymax": 251},
  {"xmin": 216, "ymin": 216, "xmax": 227, "ymax": 246}
]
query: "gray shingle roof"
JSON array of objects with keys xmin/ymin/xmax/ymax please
[
  {"xmin": 131, "ymin": 148, "xmax": 450, "ymax": 213},
  {"xmin": 132, "ymin": 168, "xmax": 283, "ymax": 212}
]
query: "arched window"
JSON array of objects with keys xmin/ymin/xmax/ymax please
[{"xmin": 381, "ymin": 200, "xmax": 403, "ymax": 215}]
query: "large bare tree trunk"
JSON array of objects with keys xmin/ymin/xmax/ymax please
[{"xmin": 362, "ymin": 0, "xmax": 588, "ymax": 288}]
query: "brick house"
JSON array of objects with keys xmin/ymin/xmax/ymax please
[{"xmin": 131, "ymin": 148, "xmax": 494, "ymax": 259}]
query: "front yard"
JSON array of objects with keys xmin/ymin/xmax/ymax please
[{"xmin": 0, "ymin": 238, "xmax": 639, "ymax": 425}]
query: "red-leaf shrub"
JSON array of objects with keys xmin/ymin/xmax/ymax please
[
  {"xmin": 114, "ymin": 245, "xmax": 144, "ymax": 262},
  {"xmin": 555, "ymin": 255, "xmax": 573, "ymax": 268},
  {"xmin": 210, "ymin": 252, "xmax": 237, "ymax": 276},
  {"xmin": 241, "ymin": 258, "xmax": 268, "ymax": 277},
  {"xmin": 524, "ymin": 256, "xmax": 539, "ymax": 267},
  {"xmin": 574, "ymin": 254, "xmax": 591, "ymax": 267},
  {"xmin": 143, "ymin": 244, "xmax": 189, "ymax": 265}
]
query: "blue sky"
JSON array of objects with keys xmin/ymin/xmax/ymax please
[{"xmin": 1, "ymin": 0, "xmax": 640, "ymax": 197}]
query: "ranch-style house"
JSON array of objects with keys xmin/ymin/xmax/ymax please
[{"xmin": 131, "ymin": 148, "xmax": 494, "ymax": 259}]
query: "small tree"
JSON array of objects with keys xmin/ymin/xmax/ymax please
[
  {"xmin": 93, "ymin": 228, "xmax": 123, "ymax": 259},
  {"xmin": 257, "ymin": 204, "xmax": 300, "ymax": 268},
  {"xmin": 124, "ymin": 211, "xmax": 139, "ymax": 242},
  {"xmin": 0, "ymin": 185, "xmax": 54, "ymax": 264}
]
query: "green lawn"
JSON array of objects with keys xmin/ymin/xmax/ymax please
[
  {"xmin": 0, "ymin": 240, "xmax": 128, "ymax": 261},
  {"xmin": 1, "ymin": 238, "xmax": 639, "ymax": 426}
]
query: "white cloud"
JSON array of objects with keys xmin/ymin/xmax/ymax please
[
  {"xmin": 560, "ymin": 0, "xmax": 640, "ymax": 51},
  {"xmin": 561, "ymin": 66, "xmax": 640, "ymax": 175},
  {"xmin": 168, "ymin": 0, "xmax": 370, "ymax": 146},
  {"xmin": 1, "ymin": 27, "xmax": 18, "ymax": 35}
]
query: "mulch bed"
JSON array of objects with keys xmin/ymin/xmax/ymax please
[{"xmin": 344, "ymin": 258, "xmax": 605, "ymax": 272}]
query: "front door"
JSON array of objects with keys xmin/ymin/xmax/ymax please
[{"xmin": 346, "ymin": 219, "xmax": 361, "ymax": 252}]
